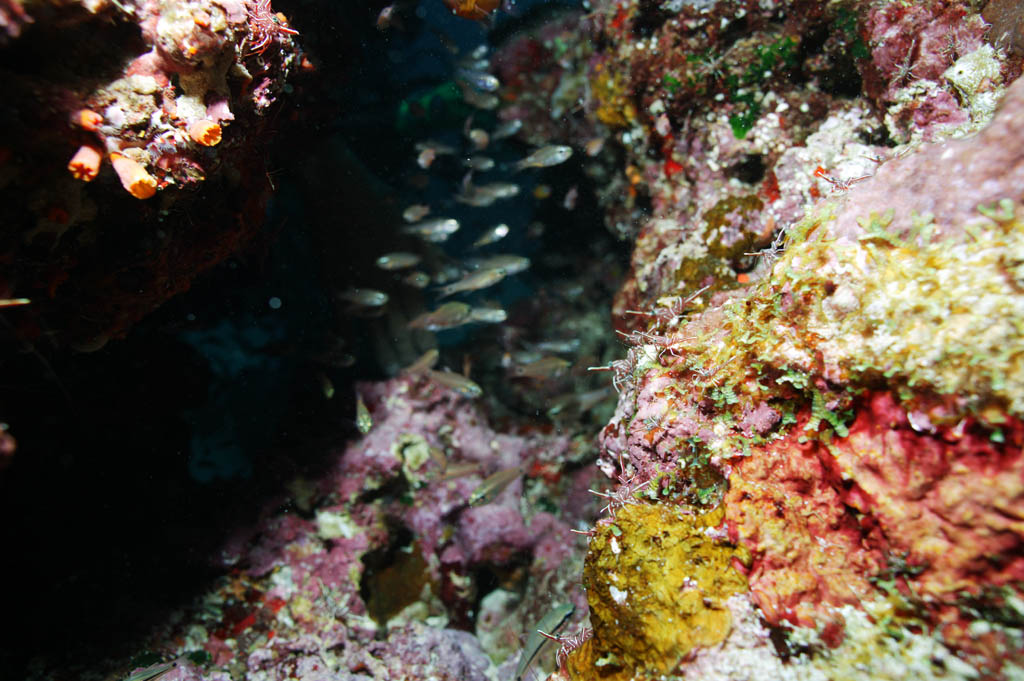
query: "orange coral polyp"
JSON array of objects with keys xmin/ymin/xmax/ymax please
[
  {"xmin": 68, "ymin": 145, "xmax": 103, "ymax": 182},
  {"xmin": 189, "ymin": 119, "xmax": 222, "ymax": 146},
  {"xmin": 75, "ymin": 109, "xmax": 103, "ymax": 131},
  {"xmin": 109, "ymin": 152, "xmax": 157, "ymax": 199}
]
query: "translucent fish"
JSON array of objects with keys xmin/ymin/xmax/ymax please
[
  {"xmin": 563, "ymin": 185, "xmax": 578, "ymax": 211},
  {"xmin": 472, "ymin": 223, "xmax": 509, "ymax": 248},
  {"xmin": 463, "ymin": 155, "xmax": 495, "ymax": 172},
  {"xmin": 532, "ymin": 338, "xmax": 580, "ymax": 354},
  {"xmin": 415, "ymin": 140, "xmax": 457, "ymax": 155},
  {"xmin": 122, "ymin": 659, "xmax": 180, "ymax": 681},
  {"xmin": 512, "ymin": 356, "xmax": 571, "ymax": 379},
  {"xmin": 514, "ymin": 603, "xmax": 575, "ymax": 681},
  {"xmin": 338, "ymin": 287, "xmax": 389, "ymax": 307},
  {"xmin": 492, "ymin": 118, "xmax": 523, "ymax": 140},
  {"xmin": 402, "ymin": 348, "xmax": 439, "ymax": 374},
  {"xmin": 469, "ymin": 306, "xmax": 507, "ymax": 323},
  {"xmin": 456, "ymin": 179, "xmax": 519, "ymax": 207},
  {"xmin": 468, "ymin": 466, "xmax": 523, "ymax": 506},
  {"xmin": 417, "ymin": 148, "xmax": 436, "ymax": 169},
  {"xmin": 584, "ymin": 137, "xmax": 605, "ymax": 156},
  {"xmin": 467, "ymin": 128, "xmax": 490, "ymax": 150},
  {"xmin": 376, "ymin": 5, "xmax": 394, "ymax": 30},
  {"xmin": 408, "ymin": 301, "xmax": 473, "ymax": 330},
  {"xmin": 356, "ymin": 394, "xmax": 373, "ymax": 434},
  {"xmin": 459, "ymin": 57, "xmax": 491, "ymax": 72},
  {"xmin": 401, "ymin": 218, "xmax": 460, "ymax": 242},
  {"xmin": 403, "ymin": 271, "xmax": 431, "ymax": 289},
  {"xmin": 456, "ymin": 67, "xmax": 500, "ymax": 92},
  {"xmin": 0, "ymin": 298, "xmax": 30, "ymax": 307},
  {"xmin": 437, "ymin": 267, "xmax": 507, "ymax": 298},
  {"xmin": 429, "ymin": 445, "xmax": 447, "ymax": 471},
  {"xmin": 467, "ymin": 254, "xmax": 530, "ymax": 275},
  {"xmin": 514, "ymin": 145, "xmax": 573, "ymax": 171},
  {"xmin": 427, "ymin": 368, "xmax": 482, "ymax": 398},
  {"xmin": 461, "ymin": 86, "xmax": 500, "ymax": 110},
  {"xmin": 376, "ymin": 252, "xmax": 421, "ymax": 270},
  {"xmin": 402, "ymin": 204, "xmax": 431, "ymax": 222},
  {"xmin": 436, "ymin": 461, "xmax": 482, "ymax": 481}
]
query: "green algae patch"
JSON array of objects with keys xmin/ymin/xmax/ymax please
[
  {"xmin": 772, "ymin": 203, "xmax": 1024, "ymax": 417},
  {"xmin": 582, "ymin": 503, "xmax": 749, "ymax": 676},
  {"xmin": 661, "ymin": 201, "xmax": 1024, "ymax": 436}
]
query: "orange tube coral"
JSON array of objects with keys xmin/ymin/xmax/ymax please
[
  {"xmin": 109, "ymin": 152, "xmax": 157, "ymax": 199},
  {"xmin": 74, "ymin": 109, "xmax": 103, "ymax": 131},
  {"xmin": 67, "ymin": 145, "xmax": 103, "ymax": 182},
  {"xmin": 189, "ymin": 119, "xmax": 222, "ymax": 146}
]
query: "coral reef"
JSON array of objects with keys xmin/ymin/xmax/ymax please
[
  {"xmin": 577, "ymin": 3, "xmax": 1024, "ymax": 675},
  {"xmin": 15, "ymin": 0, "xmax": 1024, "ymax": 680}
]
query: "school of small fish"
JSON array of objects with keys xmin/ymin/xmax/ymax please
[
  {"xmin": 272, "ymin": 27, "xmax": 610, "ymax": 680},
  {"xmin": 336, "ymin": 41, "xmax": 575, "ymax": 349},
  {"xmin": 339, "ymin": 42, "xmax": 591, "ymax": 550}
]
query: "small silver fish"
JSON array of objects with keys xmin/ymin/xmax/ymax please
[
  {"xmin": 456, "ymin": 180, "xmax": 519, "ymax": 207},
  {"xmin": 437, "ymin": 267, "xmax": 507, "ymax": 298},
  {"xmin": 532, "ymin": 338, "xmax": 581, "ymax": 354},
  {"xmin": 463, "ymin": 155, "xmax": 495, "ymax": 172},
  {"xmin": 401, "ymin": 348, "xmax": 439, "ymax": 374},
  {"xmin": 437, "ymin": 461, "xmax": 482, "ymax": 482},
  {"xmin": 428, "ymin": 446, "xmax": 448, "ymax": 473},
  {"xmin": 427, "ymin": 368, "xmax": 483, "ymax": 398},
  {"xmin": 376, "ymin": 252, "xmax": 422, "ymax": 270},
  {"xmin": 492, "ymin": 118, "xmax": 522, "ymax": 140},
  {"xmin": 472, "ymin": 223, "xmax": 509, "ymax": 248},
  {"xmin": 417, "ymin": 148, "xmax": 436, "ymax": 169},
  {"xmin": 408, "ymin": 301, "xmax": 473, "ymax": 330},
  {"xmin": 513, "ymin": 356, "xmax": 571, "ymax": 379},
  {"xmin": 584, "ymin": 137, "xmax": 605, "ymax": 156},
  {"xmin": 468, "ymin": 466, "xmax": 523, "ymax": 506},
  {"xmin": 402, "ymin": 204, "xmax": 431, "ymax": 222},
  {"xmin": 338, "ymin": 287, "xmax": 389, "ymax": 307},
  {"xmin": 456, "ymin": 68, "xmax": 500, "ymax": 92},
  {"xmin": 467, "ymin": 254, "xmax": 531, "ymax": 275},
  {"xmin": 402, "ymin": 271, "xmax": 431, "ymax": 289},
  {"xmin": 356, "ymin": 394, "xmax": 373, "ymax": 434},
  {"xmin": 469, "ymin": 306, "xmax": 507, "ymax": 323},
  {"xmin": 460, "ymin": 57, "xmax": 491, "ymax": 72},
  {"xmin": 514, "ymin": 603, "xmax": 575, "ymax": 681},
  {"xmin": 432, "ymin": 264, "xmax": 465, "ymax": 285},
  {"xmin": 415, "ymin": 140, "xmax": 457, "ymax": 155},
  {"xmin": 563, "ymin": 185, "xmax": 578, "ymax": 211},
  {"xmin": 467, "ymin": 128, "xmax": 490, "ymax": 150},
  {"xmin": 461, "ymin": 85, "xmax": 500, "ymax": 110},
  {"xmin": 122, "ymin": 659, "xmax": 181, "ymax": 681},
  {"xmin": 402, "ymin": 218, "xmax": 460, "ymax": 242},
  {"xmin": 376, "ymin": 4, "xmax": 395, "ymax": 30},
  {"xmin": 514, "ymin": 145, "xmax": 573, "ymax": 171}
]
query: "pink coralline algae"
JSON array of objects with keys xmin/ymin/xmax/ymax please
[{"xmin": 95, "ymin": 368, "xmax": 593, "ymax": 681}]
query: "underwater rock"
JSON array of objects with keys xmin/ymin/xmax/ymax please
[{"xmin": 586, "ymin": 20, "xmax": 1024, "ymax": 677}]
